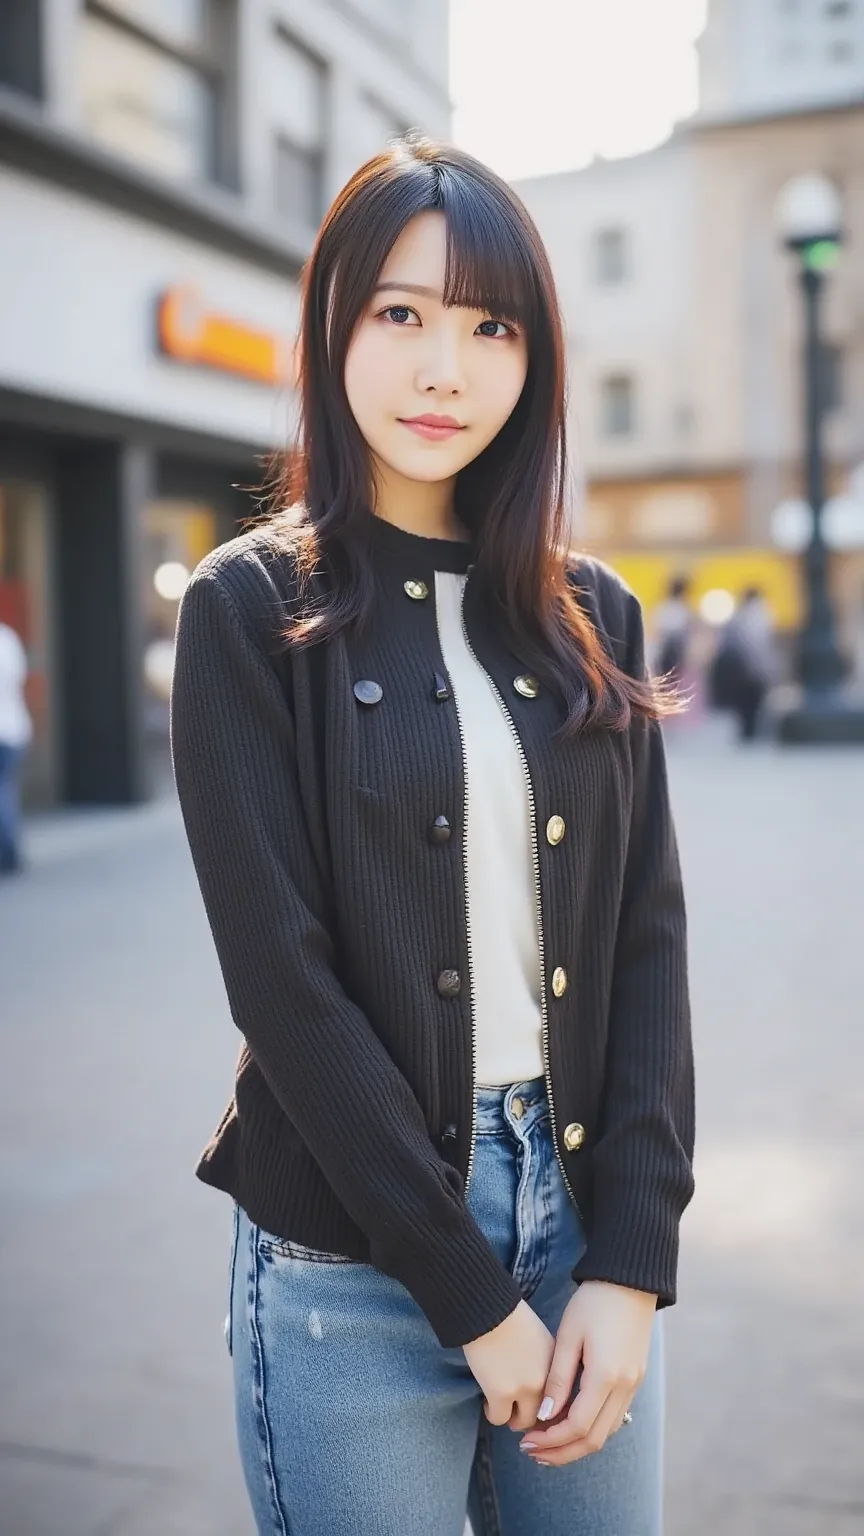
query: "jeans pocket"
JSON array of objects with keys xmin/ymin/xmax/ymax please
[
  {"xmin": 224, "ymin": 1202, "xmax": 241, "ymax": 1357},
  {"xmin": 257, "ymin": 1233, "xmax": 357, "ymax": 1265}
]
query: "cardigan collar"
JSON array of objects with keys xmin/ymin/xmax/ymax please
[{"xmin": 360, "ymin": 509, "xmax": 475, "ymax": 577}]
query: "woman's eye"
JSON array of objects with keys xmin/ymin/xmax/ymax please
[
  {"xmin": 476, "ymin": 319, "xmax": 514, "ymax": 339},
  {"xmin": 383, "ymin": 305, "xmax": 418, "ymax": 325}
]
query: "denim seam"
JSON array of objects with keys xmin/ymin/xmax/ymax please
[
  {"xmin": 248, "ymin": 1224, "xmax": 292, "ymax": 1536},
  {"xmin": 510, "ymin": 1128, "xmax": 532, "ymax": 1288},
  {"xmin": 472, "ymin": 1415, "xmax": 503, "ymax": 1536},
  {"xmin": 515, "ymin": 1123, "xmax": 553, "ymax": 1302},
  {"xmin": 225, "ymin": 1201, "xmax": 240, "ymax": 1357}
]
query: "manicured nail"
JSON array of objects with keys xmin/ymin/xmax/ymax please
[
  {"xmin": 537, "ymin": 1396, "xmax": 555, "ymax": 1421},
  {"xmin": 535, "ymin": 1458, "xmax": 554, "ymax": 1467},
  {"xmin": 519, "ymin": 1441, "xmax": 537, "ymax": 1453}
]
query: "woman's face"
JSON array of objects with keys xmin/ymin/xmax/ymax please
[{"xmin": 344, "ymin": 211, "xmax": 529, "ymax": 489}]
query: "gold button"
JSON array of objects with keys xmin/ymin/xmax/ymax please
[
  {"xmin": 510, "ymin": 1095, "xmax": 525, "ymax": 1120},
  {"xmin": 551, "ymin": 966, "xmax": 568, "ymax": 998},
  {"xmin": 546, "ymin": 815, "xmax": 565, "ymax": 845},
  {"xmin": 404, "ymin": 579, "xmax": 428, "ymax": 600},
  {"xmin": 563, "ymin": 1121, "xmax": 585, "ymax": 1152},
  {"xmin": 513, "ymin": 674, "xmax": 539, "ymax": 699}
]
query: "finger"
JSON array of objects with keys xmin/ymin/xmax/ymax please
[
  {"xmin": 537, "ymin": 1324, "xmax": 585, "ymax": 1425},
  {"xmin": 508, "ymin": 1395, "xmax": 546, "ymax": 1433},
  {"xmin": 484, "ymin": 1395, "xmax": 514, "ymax": 1428},
  {"xmin": 529, "ymin": 1389, "xmax": 628, "ymax": 1466},
  {"xmin": 522, "ymin": 1360, "xmax": 614, "ymax": 1452}
]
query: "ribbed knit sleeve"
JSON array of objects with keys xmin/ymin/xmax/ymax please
[
  {"xmin": 572, "ymin": 589, "xmax": 695, "ymax": 1307},
  {"xmin": 170, "ymin": 564, "xmax": 525, "ymax": 1349}
]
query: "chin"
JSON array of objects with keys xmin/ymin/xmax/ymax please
[{"xmin": 383, "ymin": 443, "xmax": 474, "ymax": 484}]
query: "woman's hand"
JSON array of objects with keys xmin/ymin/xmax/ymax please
[
  {"xmin": 518, "ymin": 1282, "xmax": 657, "ymax": 1466},
  {"xmin": 463, "ymin": 1299, "xmax": 556, "ymax": 1430}
]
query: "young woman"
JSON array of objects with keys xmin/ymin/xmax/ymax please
[{"xmin": 170, "ymin": 136, "xmax": 695, "ymax": 1536}]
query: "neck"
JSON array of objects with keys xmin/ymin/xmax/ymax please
[{"xmin": 370, "ymin": 455, "xmax": 470, "ymax": 543}]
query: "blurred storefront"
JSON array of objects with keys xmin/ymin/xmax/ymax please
[
  {"xmin": 0, "ymin": 405, "xmax": 258, "ymax": 810},
  {"xmin": 0, "ymin": 179, "xmax": 288, "ymax": 810},
  {"xmin": 580, "ymin": 466, "xmax": 864, "ymax": 653},
  {"xmin": 0, "ymin": 0, "xmax": 451, "ymax": 807}
]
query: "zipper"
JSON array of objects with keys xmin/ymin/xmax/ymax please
[
  {"xmin": 433, "ymin": 574, "xmax": 480, "ymax": 1193},
  {"xmin": 457, "ymin": 582, "xmax": 580, "ymax": 1212}
]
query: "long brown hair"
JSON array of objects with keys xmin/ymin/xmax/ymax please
[{"xmin": 261, "ymin": 134, "xmax": 674, "ymax": 735}]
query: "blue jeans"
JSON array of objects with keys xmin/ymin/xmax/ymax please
[
  {"xmin": 0, "ymin": 741, "xmax": 25, "ymax": 872},
  {"xmin": 227, "ymin": 1077, "xmax": 665, "ymax": 1535}
]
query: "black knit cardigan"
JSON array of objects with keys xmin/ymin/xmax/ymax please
[{"xmin": 170, "ymin": 511, "xmax": 695, "ymax": 1349}]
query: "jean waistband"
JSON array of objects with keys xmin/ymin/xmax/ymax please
[{"xmin": 474, "ymin": 1075, "xmax": 548, "ymax": 1133}]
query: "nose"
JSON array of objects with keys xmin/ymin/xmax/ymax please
[{"xmin": 415, "ymin": 334, "xmax": 466, "ymax": 397}]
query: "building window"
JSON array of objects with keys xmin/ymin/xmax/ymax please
[
  {"xmin": 593, "ymin": 228, "xmax": 629, "ymax": 286},
  {"xmin": 600, "ymin": 375, "xmax": 636, "ymax": 437},
  {"xmin": 269, "ymin": 29, "xmax": 326, "ymax": 229},
  {"xmin": 76, "ymin": 1, "xmax": 235, "ymax": 187},
  {"xmin": 274, "ymin": 138, "xmax": 325, "ymax": 230},
  {"xmin": 673, "ymin": 401, "xmax": 697, "ymax": 439},
  {"xmin": 0, "ymin": 0, "xmax": 43, "ymax": 99}
]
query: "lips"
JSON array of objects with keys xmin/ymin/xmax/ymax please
[
  {"xmin": 401, "ymin": 414, "xmax": 464, "ymax": 429},
  {"xmin": 398, "ymin": 414, "xmax": 465, "ymax": 440}
]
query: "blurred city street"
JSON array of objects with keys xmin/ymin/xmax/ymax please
[{"xmin": 1, "ymin": 729, "xmax": 862, "ymax": 1536}]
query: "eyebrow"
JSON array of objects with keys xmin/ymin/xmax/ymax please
[{"xmin": 373, "ymin": 282, "xmax": 443, "ymax": 299}]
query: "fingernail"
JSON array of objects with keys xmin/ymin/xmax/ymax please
[
  {"xmin": 535, "ymin": 1458, "xmax": 554, "ymax": 1467},
  {"xmin": 519, "ymin": 1441, "xmax": 537, "ymax": 1453},
  {"xmin": 537, "ymin": 1396, "xmax": 555, "ymax": 1421}
]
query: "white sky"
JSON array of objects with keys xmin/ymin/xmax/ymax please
[{"xmin": 450, "ymin": 0, "xmax": 708, "ymax": 181}]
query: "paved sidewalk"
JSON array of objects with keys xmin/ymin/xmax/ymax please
[{"xmin": 1, "ymin": 734, "xmax": 862, "ymax": 1534}]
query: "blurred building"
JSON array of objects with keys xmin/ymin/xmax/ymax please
[
  {"xmin": 698, "ymin": 0, "xmax": 864, "ymax": 120},
  {"xmin": 0, "ymin": 0, "xmax": 450, "ymax": 807},
  {"xmin": 514, "ymin": 0, "xmax": 864, "ymax": 652}
]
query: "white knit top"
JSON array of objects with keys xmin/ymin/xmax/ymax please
[{"xmin": 433, "ymin": 571, "xmax": 544, "ymax": 1086}]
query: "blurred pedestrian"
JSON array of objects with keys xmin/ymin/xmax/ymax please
[
  {"xmin": 651, "ymin": 575, "xmax": 693, "ymax": 681},
  {"xmin": 0, "ymin": 618, "xmax": 32, "ymax": 874},
  {"xmin": 650, "ymin": 574, "xmax": 710, "ymax": 724},
  {"xmin": 709, "ymin": 587, "xmax": 776, "ymax": 741},
  {"xmin": 171, "ymin": 138, "xmax": 694, "ymax": 1536}
]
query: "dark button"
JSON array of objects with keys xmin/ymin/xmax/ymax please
[
  {"xmin": 429, "ymin": 815, "xmax": 452, "ymax": 845},
  {"xmin": 436, "ymin": 968, "xmax": 462, "ymax": 998},
  {"xmin": 353, "ymin": 679, "xmax": 383, "ymax": 705},
  {"xmin": 440, "ymin": 1121, "xmax": 457, "ymax": 1145},
  {"xmin": 433, "ymin": 670, "xmax": 451, "ymax": 702}
]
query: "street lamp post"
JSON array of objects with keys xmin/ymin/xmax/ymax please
[{"xmin": 775, "ymin": 174, "xmax": 864, "ymax": 743}]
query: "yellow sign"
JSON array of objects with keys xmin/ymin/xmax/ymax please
[
  {"xmin": 156, "ymin": 286, "xmax": 292, "ymax": 386},
  {"xmin": 607, "ymin": 549, "xmax": 803, "ymax": 630}
]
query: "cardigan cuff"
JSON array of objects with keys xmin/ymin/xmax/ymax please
[
  {"xmin": 382, "ymin": 1218, "xmax": 525, "ymax": 1349},
  {"xmin": 571, "ymin": 1200, "xmax": 682, "ymax": 1310}
]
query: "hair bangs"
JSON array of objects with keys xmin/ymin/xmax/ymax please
[{"xmin": 437, "ymin": 175, "xmax": 539, "ymax": 333}]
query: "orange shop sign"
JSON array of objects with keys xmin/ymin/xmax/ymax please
[{"xmin": 156, "ymin": 286, "xmax": 294, "ymax": 386}]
